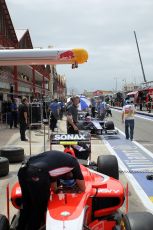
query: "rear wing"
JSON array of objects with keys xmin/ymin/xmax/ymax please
[{"xmin": 50, "ymin": 132, "xmax": 91, "ymax": 146}]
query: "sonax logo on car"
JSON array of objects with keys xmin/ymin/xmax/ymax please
[
  {"xmin": 58, "ymin": 193, "xmax": 65, "ymax": 200},
  {"xmin": 54, "ymin": 134, "xmax": 86, "ymax": 140},
  {"xmin": 98, "ymin": 189, "xmax": 120, "ymax": 194}
]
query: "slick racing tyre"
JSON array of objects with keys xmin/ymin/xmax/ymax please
[
  {"xmin": 0, "ymin": 147, "xmax": 24, "ymax": 163},
  {"xmin": 120, "ymin": 212, "xmax": 153, "ymax": 230},
  {"xmin": 0, "ymin": 214, "xmax": 9, "ymax": 230},
  {"xmin": 97, "ymin": 155, "xmax": 119, "ymax": 179},
  {"xmin": 0, "ymin": 157, "xmax": 9, "ymax": 177},
  {"xmin": 105, "ymin": 120, "xmax": 115, "ymax": 130}
]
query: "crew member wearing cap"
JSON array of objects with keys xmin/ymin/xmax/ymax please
[
  {"xmin": 122, "ymin": 100, "xmax": 135, "ymax": 141},
  {"xmin": 17, "ymin": 150, "xmax": 85, "ymax": 230},
  {"xmin": 67, "ymin": 96, "xmax": 80, "ymax": 134}
]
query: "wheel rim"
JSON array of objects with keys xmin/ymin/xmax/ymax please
[{"xmin": 120, "ymin": 220, "xmax": 127, "ymax": 230}]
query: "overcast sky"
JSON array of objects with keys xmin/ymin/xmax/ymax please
[{"xmin": 6, "ymin": 0, "xmax": 153, "ymax": 93}]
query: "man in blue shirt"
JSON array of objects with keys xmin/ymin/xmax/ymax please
[
  {"xmin": 49, "ymin": 99, "xmax": 60, "ymax": 132},
  {"xmin": 10, "ymin": 99, "xmax": 18, "ymax": 128},
  {"xmin": 90, "ymin": 98, "xmax": 96, "ymax": 118},
  {"xmin": 99, "ymin": 100, "xmax": 107, "ymax": 120},
  {"xmin": 67, "ymin": 96, "xmax": 80, "ymax": 134},
  {"xmin": 59, "ymin": 100, "xmax": 65, "ymax": 120}
]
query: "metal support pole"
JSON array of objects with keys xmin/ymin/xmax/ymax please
[
  {"xmin": 50, "ymin": 134, "xmax": 52, "ymax": 151},
  {"xmin": 6, "ymin": 113, "xmax": 8, "ymax": 128},
  {"xmin": 44, "ymin": 124, "xmax": 46, "ymax": 152},
  {"xmin": 125, "ymin": 183, "xmax": 129, "ymax": 214},
  {"xmin": 47, "ymin": 113, "xmax": 51, "ymax": 141},
  {"xmin": 0, "ymin": 114, "xmax": 1, "ymax": 129},
  {"xmin": 32, "ymin": 66, "xmax": 36, "ymax": 96},
  {"xmin": 48, "ymin": 119, "xmax": 50, "ymax": 140},
  {"xmin": 134, "ymin": 31, "xmax": 147, "ymax": 82},
  {"xmin": 114, "ymin": 77, "xmax": 118, "ymax": 93},
  {"xmin": 29, "ymin": 125, "xmax": 32, "ymax": 156},
  {"xmin": 6, "ymin": 184, "xmax": 10, "ymax": 222}
]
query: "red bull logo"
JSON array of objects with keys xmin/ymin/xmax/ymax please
[{"xmin": 59, "ymin": 50, "xmax": 74, "ymax": 59}]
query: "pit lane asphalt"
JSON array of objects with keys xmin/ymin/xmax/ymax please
[
  {"xmin": 111, "ymin": 108, "xmax": 153, "ymax": 153},
  {"xmin": 0, "ymin": 117, "xmax": 148, "ymax": 222}
]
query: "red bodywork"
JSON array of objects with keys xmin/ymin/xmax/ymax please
[
  {"xmin": 11, "ymin": 165, "xmax": 125, "ymax": 229},
  {"xmin": 64, "ymin": 147, "xmax": 76, "ymax": 157},
  {"xmin": 127, "ymin": 88, "xmax": 153, "ymax": 107}
]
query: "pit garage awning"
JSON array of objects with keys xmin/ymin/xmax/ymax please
[{"xmin": 127, "ymin": 91, "xmax": 138, "ymax": 96}]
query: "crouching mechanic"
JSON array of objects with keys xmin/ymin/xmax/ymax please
[{"xmin": 17, "ymin": 150, "xmax": 85, "ymax": 230}]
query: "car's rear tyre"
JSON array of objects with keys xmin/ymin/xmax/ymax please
[
  {"xmin": 121, "ymin": 212, "xmax": 153, "ymax": 230},
  {"xmin": 97, "ymin": 155, "xmax": 119, "ymax": 179},
  {"xmin": 0, "ymin": 214, "xmax": 9, "ymax": 230},
  {"xmin": 0, "ymin": 157, "xmax": 9, "ymax": 177},
  {"xmin": 0, "ymin": 147, "xmax": 24, "ymax": 163},
  {"xmin": 105, "ymin": 120, "xmax": 115, "ymax": 130}
]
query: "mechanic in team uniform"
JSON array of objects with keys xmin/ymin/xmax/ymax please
[
  {"xmin": 67, "ymin": 96, "xmax": 80, "ymax": 134},
  {"xmin": 18, "ymin": 97, "xmax": 29, "ymax": 141},
  {"xmin": 17, "ymin": 150, "xmax": 85, "ymax": 230},
  {"xmin": 90, "ymin": 97, "xmax": 96, "ymax": 118},
  {"xmin": 49, "ymin": 99, "xmax": 60, "ymax": 132}
]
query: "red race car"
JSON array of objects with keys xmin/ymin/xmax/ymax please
[{"xmin": 1, "ymin": 133, "xmax": 153, "ymax": 230}]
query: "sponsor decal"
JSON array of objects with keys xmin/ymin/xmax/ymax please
[
  {"xmin": 59, "ymin": 51, "xmax": 74, "ymax": 59},
  {"xmin": 90, "ymin": 222, "xmax": 104, "ymax": 230},
  {"xmin": 58, "ymin": 193, "xmax": 65, "ymax": 200},
  {"xmin": 71, "ymin": 194, "xmax": 78, "ymax": 198},
  {"xmin": 60, "ymin": 141, "xmax": 78, "ymax": 145},
  {"xmin": 98, "ymin": 189, "xmax": 120, "ymax": 194},
  {"xmin": 60, "ymin": 211, "xmax": 71, "ymax": 217},
  {"xmin": 16, "ymin": 188, "xmax": 21, "ymax": 195},
  {"xmin": 54, "ymin": 134, "xmax": 86, "ymax": 140}
]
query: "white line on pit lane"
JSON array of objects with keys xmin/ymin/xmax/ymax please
[
  {"xmin": 135, "ymin": 114, "xmax": 153, "ymax": 122},
  {"xmin": 112, "ymin": 108, "xmax": 153, "ymax": 122},
  {"xmin": 103, "ymin": 129, "xmax": 153, "ymax": 213},
  {"xmin": 117, "ymin": 128, "xmax": 153, "ymax": 158}
]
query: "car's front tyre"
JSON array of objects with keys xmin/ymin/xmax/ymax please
[
  {"xmin": 97, "ymin": 155, "xmax": 119, "ymax": 179},
  {"xmin": 120, "ymin": 212, "xmax": 153, "ymax": 230}
]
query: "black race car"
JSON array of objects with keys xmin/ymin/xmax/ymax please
[{"xmin": 77, "ymin": 112, "xmax": 118, "ymax": 135}]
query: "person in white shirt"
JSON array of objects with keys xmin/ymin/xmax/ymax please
[
  {"xmin": 106, "ymin": 104, "xmax": 112, "ymax": 117},
  {"xmin": 122, "ymin": 101, "xmax": 135, "ymax": 141}
]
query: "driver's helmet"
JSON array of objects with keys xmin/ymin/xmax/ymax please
[
  {"xmin": 85, "ymin": 115, "xmax": 91, "ymax": 122},
  {"xmin": 60, "ymin": 179, "xmax": 76, "ymax": 187}
]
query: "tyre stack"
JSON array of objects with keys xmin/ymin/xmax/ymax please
[
  {"xmin": 0, "ymin": 157, "xmax": 9, "ymax": 177},
  {"xmin": 0, "ymin": 147, "xmax": 25, "ymax": 177}
]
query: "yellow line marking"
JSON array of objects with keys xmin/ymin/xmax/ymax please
[{"xmin": 60, "ymin": 141, "xmax": 78, "ymax": 145}]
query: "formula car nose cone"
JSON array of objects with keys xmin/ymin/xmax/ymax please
[{"xmin": 61, "ymin": 211, "xmax": 71, "ymax": 217}]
